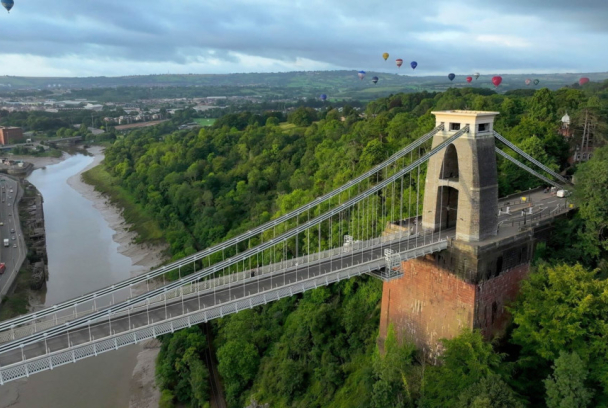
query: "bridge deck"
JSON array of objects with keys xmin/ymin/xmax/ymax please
[{"xmin": 0, "ymin": 234, "xmax": 449, "ymax": 383}]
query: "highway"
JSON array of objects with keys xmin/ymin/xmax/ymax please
[{"xmin": 0, "ymin": 175, "xmax": 27, "ymax": 300}]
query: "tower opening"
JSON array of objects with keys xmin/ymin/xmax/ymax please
[
  {"xmin": 440, "ymin": 144, "xmax": 459, "ymax": 180},
  {"xmin": 435, "ymin": 186, "xmax": 459, "ymax": 230}
]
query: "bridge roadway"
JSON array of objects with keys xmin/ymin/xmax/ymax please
[{"xmin": 0, "ymin": 232, "xmax": 451, "ymax": 379}]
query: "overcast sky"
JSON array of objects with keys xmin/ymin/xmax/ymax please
[{"xmin": 0, "ymin": 0, "xmax": 605, "ymax": 77}]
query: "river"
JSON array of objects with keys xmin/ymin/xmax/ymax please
[{"xmin": 0, "ymin": 151, "xmax": 162, "ymax": 408}]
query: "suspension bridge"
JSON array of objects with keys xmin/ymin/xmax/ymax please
[{"xmin": 0, "ymin": 110, "xmax": 574, "ymax": 384}]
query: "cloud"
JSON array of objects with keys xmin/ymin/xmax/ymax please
[{"xmin": 0, "ymin": 0, "xmax": 604, "ymax": 76}]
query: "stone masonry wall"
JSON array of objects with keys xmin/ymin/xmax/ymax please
[
  {"xmin": 475, "ymin": 263, "xmax": 530, "ymax": 339},
  {"xmin": 378, "ymin": 255, "xmax": 476, "ymax": 360},
  {"xmin": 379, "ymin": 256, "xmax": 530, "ymax": 359}
]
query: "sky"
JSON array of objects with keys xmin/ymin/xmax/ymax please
[{"xmin": 0, "ymin": 0, "xmax": 605, "ymax": 77}]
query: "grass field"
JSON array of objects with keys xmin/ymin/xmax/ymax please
[{"xmin": 194, "ymin": 118, "xmax": 216, "ymax": 127}]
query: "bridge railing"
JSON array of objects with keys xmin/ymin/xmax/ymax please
[{"xmin": 0, "ymin": 229, "xmax": 441, "ymax": 343}]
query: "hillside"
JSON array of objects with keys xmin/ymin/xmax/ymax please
[{"xmin": 2, "ymin": 71, "xmax": 608, "ymax": 100}]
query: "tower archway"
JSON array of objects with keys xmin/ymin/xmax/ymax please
[
  {"xmin": 441, "ymin": 144, "xmax": 459, "ymax": 180},
  {"xmin": 435, "ymin": 186, "xmax": 459, "ymax": 229}
]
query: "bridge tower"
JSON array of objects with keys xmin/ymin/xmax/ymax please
[
  {"xmin": 379, "ymin": 111, "xmax": 536, "ymax": 359},
  {"xmin": 422, "ymin": 110, "xmax": 500, "ymax": 241}
]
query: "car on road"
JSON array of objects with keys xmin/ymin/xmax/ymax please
[
  {"xmin": 10, "ymin": 228, "xmax": 14, "ymax": 233},
  {"xmin": 9, "ymin": 189, "xmax": 13, "ymax": 193},
  {"xmin": 12, "ymin": 244, "xmax": 16, "ymax": 248},
  {"xmin": 0, "ymin": 222, "xmax": 3, "ymax": 226},
  {"xmin": 11, "ymin": 236, "xmax": 15, "ymax": 240}
]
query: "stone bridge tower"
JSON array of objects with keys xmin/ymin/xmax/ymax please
[
  {"xmin": 378, "ymin": 111, "xmax": 539, "ymax": 359},
  {"xmin": 422, "ymin": 110, "xmax": 500, "ymax": 241}
]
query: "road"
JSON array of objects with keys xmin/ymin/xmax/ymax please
[{"xmin": 0, "ymin": 175, "xmax": 27, "ymax": 300}]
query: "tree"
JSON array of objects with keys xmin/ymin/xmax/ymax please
[
  {"xmin": 511, "ymin": 263, "xmax": 608, "ymax": 396},
  {"xmin": 288, "ymin": 107, "xmax": 317, "ymax": 126},
  {"xmin": 371, "ymin": 326, "xmax": 416, "ymax": 408},
  {"xmin": 421, "ymin": 331, "xmax": 504, "ymax": 408},
  {"xmin": 529, "ymin": 88, "xmax": 557, "ymax": 122},
  {"xmin": 545, "ymin": 351, "xmax": 593, "ymax": 408},
  {"xmin": 456, "ymin": 375, "xmax": 524, "ymax": 408},
  {"xmin": 216, "ymin": 340, "xmax": 260, "ymax": 406},
  {"xmin": 573, "ymin": 145, "xmax": 608, "ymax": 258},
  {"xmin": 155, "ymin": 327, "xmax": 210, "ymax": 406}
]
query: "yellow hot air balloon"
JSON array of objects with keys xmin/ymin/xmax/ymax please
[{"xmin": 382, "ymin": 52, "xmax": 389, "ymax": 61}]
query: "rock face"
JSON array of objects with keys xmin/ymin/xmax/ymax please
[{"xmin": 30, "ymin": 261, "xmax": 46, "ymax": 290}]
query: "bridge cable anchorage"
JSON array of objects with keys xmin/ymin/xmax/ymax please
[
  {"xmin": 495, "ymin": 148, "xmax": 564, "ymax": 190},
  {"xmin": 0, "ymin": 126, "xmax": 466, "ymax": 356},
  {"xmin": 493, "ymin": 131, "xmax": 570, "ymax": 185},
  {"xmin": 0, "ymin": 125, "xmax": 444, "ymax": 334}
]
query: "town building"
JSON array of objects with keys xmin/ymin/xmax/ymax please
[{"xmin": 0, "ymin": 126, "xmax": 24, "ymax": 145}]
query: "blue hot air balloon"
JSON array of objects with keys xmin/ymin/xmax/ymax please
[
  {"xmin": 372, "ymin": 76, "xmax": 379, "ymax": 84},
  {"xmin": 448, "ymin": 73, "xmax": 456, "ymax": 81},
  {"xmin": 410, "ymin": 61, "xmax": 418, "ymax": 70},
  {"xmin": 357, "ymin": 71, "xmax": 366, "ymax": 80},
  {"xmin": 320, "ymin": 94, "xmax": 327, "ymax": 101},
  {"xmin": 1, "ymin": 0, "xmax": 14, "ymax": 12}
]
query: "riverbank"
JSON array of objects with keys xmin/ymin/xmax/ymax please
[
  {"xmin": 69, "ymin": 146, "xmax": 166, "ymax": 272},
  {"xmin": 9, "ymin": 152, "xmax": 68, "ymax": 170}
]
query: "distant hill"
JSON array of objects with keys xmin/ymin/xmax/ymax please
[{"xmin": 1, "ymin": 70, "xmax": 607, "ymax": 100}]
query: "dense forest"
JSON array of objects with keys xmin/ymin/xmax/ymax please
[{"xmin": 97, "ymin": 83, "xmax": 608, "ymax": 407}]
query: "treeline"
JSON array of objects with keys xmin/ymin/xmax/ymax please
[{"xmin": 99, "ymin": 84, "xmax": 608, "ymax": 407}]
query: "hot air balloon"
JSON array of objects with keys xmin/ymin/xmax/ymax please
[
  {"xmin": 579, "ymin": 77, "xmax": 590, "ymax": 86},
  {"xmin": 320, "ymin": 94, "xmax": 327, "ymax": 101},
  {"xmin": 382, "ymin": 53, "xmax": 389, "ymax": 61},
  {"xmin": 1, "ymin": 0, "xmax": 14, "ymax": 12},
  {"xmin": 466, "ymin": 76, "xmax": 473, "ymax": 83},
  {"xmin": 492, "ymin": 76, "xmax": 503, "ymax": 88},
  {"xmin": 533, "ymin": 79, "xmax": 540, "ymax": 86},
  {"xmin": 372, "ymin": 76, "xmax": 379, "ymax": 85},
  {"xmin": 358, "ymin": 71, "xmax": 366, "ymax": 80},
  {"xmin": 448, "ymin": 73, "xmax": 456, "ymax": 81},
  {"xmin": 396, "ymin": 59, "xmax": 403, "ymax": 68},
  {"xmin": 474, "ymin": 72, "xmax": 480, "ymax": 80},
  {"xmin": 410, "ymin": 61, "xmax": 418, "ymax": 70},
  {"xmin": 525, "ymin": 79, "xmax": 531, "ymax": 86}
]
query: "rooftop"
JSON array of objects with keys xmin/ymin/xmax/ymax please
[{"xmin": 432, "ymin": 110, "xmax": 501, "ymax": 117}]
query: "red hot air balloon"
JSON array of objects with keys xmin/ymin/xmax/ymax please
[
  {"xmin": 525, "ymin": 79, "xmax": 531, "ymax": 86},
  {"xmin": 396, "ymin": 59, "xmax": 403, "ymax": 68},
  {"xmin": 492, "ymin": 76, "xmax": 503, "ymax": 87},
  {"xmin": 466, "ymin": 76, "xmax": 473, "ymax": 83},
  {"xmin": 579, "ymin": 77, "xmax": 590, "ymax": 86}
]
